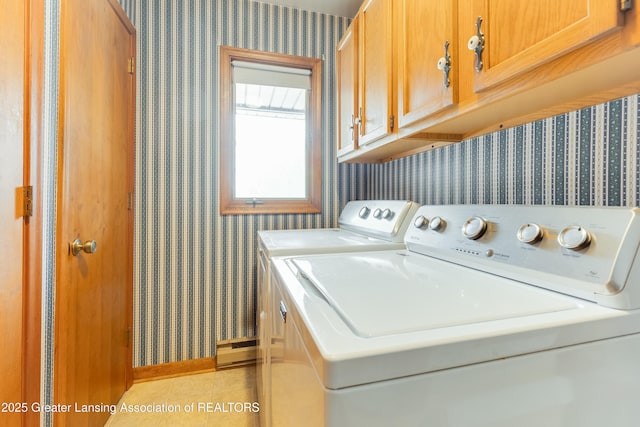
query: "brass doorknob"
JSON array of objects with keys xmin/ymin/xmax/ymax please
[{"xmin": 69, "ymin": 238, "xmax": 97, "ymax": 256}]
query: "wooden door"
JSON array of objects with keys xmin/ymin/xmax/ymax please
[
  {"xmin": 0, "ymin": 1, "xmax": 27, "ymax": 424},
  {"xmin": 358, "ymin": 0, "xmax": 393, "ymax": 146},
  {"xmin": 54, "ymin": 0, "xmax": 135, "ymax": 425},
  {"xmin": 397, "ymin": 0, "xmax": 457, "ymax": 128},
  {"xmin": 471, "ymin": 0, "xmax": 623, "ymax": 91},
  {"xmin": 336, "ymin": 18, "xmax": 359, "ymax": 156}
]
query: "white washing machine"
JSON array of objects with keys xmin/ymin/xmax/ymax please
[
  {"xmin": 256, "ymin": 200, "xmax": 419, "ymax": 427},
  {"xmin": 270, "ymin": 205, "xmax": 640, "ymax": 426}
]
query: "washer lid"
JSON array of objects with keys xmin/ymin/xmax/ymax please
[
  {"xmin": 292, "ymin": 252, "xmax": 578, "ymax": 338},
  {"xmin": 258, "ymin": 229, "xmax": 399, "ymax": 257}
]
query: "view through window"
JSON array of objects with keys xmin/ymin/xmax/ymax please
[{"xmin": 234, "ymin": 83, "xmax": 306, "ymax": 199}]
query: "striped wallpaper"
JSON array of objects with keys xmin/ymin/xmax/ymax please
[
  {"xmin": 344, "ymin": 96, "xmax": 640, "ymax": 207},
  {"xmin": 116, "ymin": 0, "xmax": 640, "ymax": 369},
  {"xmin": 40, "ymin": 1, "xmax": 60, "ymax": 425},
  {"xmin": 117, "ymin": 0, "xmax": 349, "ymax": 367}
]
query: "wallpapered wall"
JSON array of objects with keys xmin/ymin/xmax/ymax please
[
  {"xmin": 343, "ymin": 96, "xmax": 640, "ymax": 207},
  {"xmin": 41, "ymin": 1, "xmax": 60, "ymax": 425},
  {"xmin": 117, "ymin": 0, "xmax": 640, "ymax": 368},
  {"xmin": 117, "ymin": 0, "xmax": 349, "ymax": 367}
]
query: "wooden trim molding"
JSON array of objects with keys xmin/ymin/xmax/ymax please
[
  {"xmin": 106, "ymin": 0, "xmax": 137, "ymax": 392},
  {"xmin": 24, "ymin": 1, "xmax": 44, "ymax": 426},
  {"xmin": 132, "ymin": 357, "xmax": 218, "ymax": 383},
  {"xmin": 218, "ymin": 46, "xmax": 323, "ymax": 215}
]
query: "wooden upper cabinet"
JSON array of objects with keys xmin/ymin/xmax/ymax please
[
  {"xmin": 469, "ymin": 0, "xmax": 624, "ymax": 92},
  {"xmin": 358, "ymin": 0, "xmax": 393, "ymax": 146},
  {"xmin": 336, "ymin": 18, "xmax": 359, "ymax": 156},
  {"xmin": 336, "ymin": 0, "xmax": 638, "ymax": 163},
  {"xmin": 397, "ymin": 0, "xmax": 458, "ymax": 128}
]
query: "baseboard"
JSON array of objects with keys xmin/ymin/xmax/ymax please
[
  {"xmin": 216, "ymin": 337, "xmax": 257, "ymax": 368},
  {"xmin": 132, "ymin": 337, "xmax": 257, "ymax": 383},
  {"xmin": 132, "ymin": 357, "xmax": 217, "ymax": 383}
]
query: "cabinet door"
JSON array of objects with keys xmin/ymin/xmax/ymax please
[
  {"xmin": 358, "ymin": 0, "xmax": 393, "ymax": 146},
  {"xmin": 336, "ymin": 19, "xmax": 359, "ymax": 156},
  {"xmin": 469, "ymin": 0, "xmax": 623, "ymax": 92},
  {"xmin": 397, "ymin": 0, "xmax": 457, "ymax": 128}
]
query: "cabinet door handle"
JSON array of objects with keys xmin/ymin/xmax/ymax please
[
  {"xmin": 279, "ymin": 301, "xmax": 287, "ymax": 323},
  {"xmin": 467, "ymin": 16, "xmax": 485, "ymax": 72},
  {"xmin": 349, "ymin": 114, "xmax": 355, "ymax": 141},
  {"xmin": 436, "ymin": 40, "xmax": 452, "ymax": 88}
]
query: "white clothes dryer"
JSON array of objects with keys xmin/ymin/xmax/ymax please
[{"xmin": 256, "ymin": 200, "xmax": 419, "ymax": 427}]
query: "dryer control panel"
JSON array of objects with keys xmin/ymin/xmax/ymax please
[
  {"xmin": 405, "ymin": 205, "xmax": 640, "ymax": 309},
  {"xmin": 338, "ymin": 200, "xmax": 419, "ymax": 242}
]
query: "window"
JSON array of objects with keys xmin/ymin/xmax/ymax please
[{"xmin": 219, "ymin": 46, "xmax": 322, "ymax": 215}]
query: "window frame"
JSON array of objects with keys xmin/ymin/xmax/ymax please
[{"xmin": 219, "ymin": 46, "xmax": 323, "ymax": 215}]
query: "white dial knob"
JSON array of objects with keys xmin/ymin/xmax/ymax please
[
  {"xmin": 558, "ymin": 226, "xmax": 591, "ymax": 250},
  {"xmin": 462, "ymin": 216, "xmax": 487, "ymax": 240},
  {"xmin": 437, "ymin": 57, "xmax": 447, "ymax": 71},
  {"xmin": 468, "ymin": 35, "xmax": 480, "ymax": 50},
  {"xmin": 429, "ymin": 216, "xmax": 445, "ymax": 231},
  {"xmin": 358, "ymin": 207, "xmax": 370, "ymax": 218},
  {"xmin": 381, "ymin": 208, "xmax": 392, "ymax": 219},
  {"xmin": 373, "ymin": 208, "xmax": 383, "ymax": 219},
  {"xmin": 413, "ymin": 215, "xmax": 428, "ymax": 229},
  {"xmin": 517, "ymin": 223, "xmax": 543, "ymax": 244}
]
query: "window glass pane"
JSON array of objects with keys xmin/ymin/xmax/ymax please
[{"xmin": 234, "ymin": 83, "xmax": 307, "ymax": 199}]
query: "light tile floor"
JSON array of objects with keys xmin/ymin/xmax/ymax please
[{"xmin": 105, "ymin": 366, "xmax": 259, "ymax": 426}]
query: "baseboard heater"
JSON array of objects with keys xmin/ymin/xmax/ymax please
[{"xmin": 216, "ymin": 337, "xmax": 257, "ymax": 368}]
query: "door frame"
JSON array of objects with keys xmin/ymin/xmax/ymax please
[{"xmin": 24, "ymin": 1, "xmax": 43, "ymax": 425}]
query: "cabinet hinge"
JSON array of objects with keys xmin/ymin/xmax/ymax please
[
  {"xmin": 127, "ymin": 56, "xmax": 135, "ymax": 74},
  {"xmin": 389, "ymin": 115, "xmax": 395, "ymax": 131},
  {"xmin": 126, "ymin": 328, "xmax": 131, "ymax": 347},
  {"xmin": 128, "ymin": 192, "xmax": 133, "ymax": 211},
  {"xmin": 621, "ymin": 0, "xmax": 632, "ymax": 12},
  {"xmin": 17, "ymin": 185, "xmax": 33, "ymax": 217}
]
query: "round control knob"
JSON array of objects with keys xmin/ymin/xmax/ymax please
[
  {"xmin": 358, "ymin": 206, "xmax": 370, "ymax": 219},
  {"xmin": 381, "ymin": 208, "xmax": 392, "ymax": 219},
  {"xmin": 373, "ymin": 208, "xmax": 383, "ymax": 219},
  {"xmin": 429, "ymin": 216, "xmax": 445, "ymax": 231},
  {"xmin": 462, "ymin": 216, "xmax": 487, "ymax": 240},
  {"xmin": 558, "ymin": 226, "xmax": 592, "ymax": 250},
  {"xmin": 517, "ymin": 223, "xmax": 543, "ymax": 244},
  {"xmin": 413, "ymin": 215, "xmax": 428, "ymax": 229}
]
